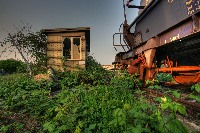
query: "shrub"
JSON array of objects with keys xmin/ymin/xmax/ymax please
[
  {"xmin": 191, "ymin": 83, "xmax": 200, "ymax": 94},
  {"xmin": 0, "ymin": 56, "xmax": 189, "ymax": 133},
  {"xmin": 0, "ymin": 59, "xmax": 26, "ymax": 74},
  {"xmin": 156, "ymin": 73, "xmax": 172, "ymax": 82},
  {"xmin": 56, "ymin": 55, "xmax": 114, "ymax": 86},
  {"xmin": 111, "ymin": 72, "xmax": 135, "ymax": 89}
]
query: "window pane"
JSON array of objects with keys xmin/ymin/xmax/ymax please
[
  {"xmin": 73, "ymin": 38, "xmax": 80, "ymax": 46},
  {"xmin": 63, "ymin": 37, "xmax": 71, "ymax": 58},
  {"xmin": 72, "ymin": 38, "xmax": 80, "ymax": 59}
]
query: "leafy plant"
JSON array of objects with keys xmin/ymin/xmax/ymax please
[
  {"xmin": 160, "ymin": 97, "xmax": 186, "ymax": 115},
  {"xmin": 0, "ymin": 59, "xmax": 189, "ymax": 132},
  {"xmin": 82, "ymin": 55, "xmax": 113, "ymax": 85},
  {"xmin": 156, "ymin": 73, "xmax": 172, "ymax": 82},
  {"xmin": 148, "ymin": 84, "xmax": 162, "ymax": 89},
  {"xmin": 191, "ymin": 83, "xmax": 200, "ymax": 94},
  {"xmin": 0, "ymin": 59, "xmax": 26, "ymax": 74},
  {"xmin": 189, "ymin": 94, "xmax": 200, "ymax": 102},
  {"xmin": 172, "ymin": 91, "xmax": 181, "ymax": 98},
  {"xmin": 111, "ymin": 73, "xmax": 135, "ymax": 90},
  {"xmin": 0, "ymin": 23, "xmax": 47, "ymax": 75},
  {"xmin": 165, "ymin": 90, "xmax": 181, "ymax": 98},
  {"xmin": 0, "ymin": 125, "xmax": 12, "ymax": 133},
  {"xmin": 156, "ymin": 97, "xmax": 188, "ymax": 133}
]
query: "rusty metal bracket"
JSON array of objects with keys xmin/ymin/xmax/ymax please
[{"xmin": 138, "ymin": 54, "xmax": 147, "ymax": 68}]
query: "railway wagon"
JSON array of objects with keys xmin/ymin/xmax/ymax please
[{"xmin": 113, "ymin": 0, "xmax": 200, "ymax": 84}]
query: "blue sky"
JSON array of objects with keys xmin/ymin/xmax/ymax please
[{"xmin": 0, "ymin": 0, "xmax": 139, "ymax": 64}]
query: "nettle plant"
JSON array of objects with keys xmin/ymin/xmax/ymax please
[
  {"xmin": 157, "ymin": 96, "xmax": 188, "ymax": 133},
  {"xmin": 191, "ymin": 83, "xmax": 200, "ymax": 94},
  {"xmin": 189, "ymin": 83, "xmax": 200, "ymax": 103}
]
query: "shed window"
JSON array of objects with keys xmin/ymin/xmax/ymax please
[
  {"xmin": 63, "ymin": 37, "xmax": 81, "ymax": 59},
  {"xmin": 63, "ymin": 37, "xmax": 71, "ymax": 58}
]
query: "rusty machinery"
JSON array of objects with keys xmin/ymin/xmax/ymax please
[{"xmin": 113, "ymin": 0, "xmax": 200, "ymax": 84}]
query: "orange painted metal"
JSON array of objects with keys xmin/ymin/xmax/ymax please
[
  {"xmin": 157, "ymin": 66, "xmax": 200, "ymax": 73},
  {"xmin": 157, "ymin": 66, "xmax": 200, "ymax": 84},
  {"xmin": 127, "ymin": 54, "xmax": 147, "ymax": 76},
  {"xmin": 128, "ymin": 66, "xmax": 138, "ymax": 75},
  {"xmin": 173, "ymin": 74, "xmax": 200, "ymax": 84}
]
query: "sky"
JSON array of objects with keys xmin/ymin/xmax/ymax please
[{"xmin": 0, "ymin": 0, "xmax": 140, "ymax": 65}]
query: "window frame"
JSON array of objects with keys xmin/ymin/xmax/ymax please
[{"xmin": 62, "ymin": 36, "xmax": 82, "ymax": 60}]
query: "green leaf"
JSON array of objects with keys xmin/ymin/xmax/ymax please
[
  {"xmin": 166, "ymin": 96, "xmax": 172, "ymax": 102},
  {"xmin": 161, "ymin": 103, "xmax": 169, "ymax": 110},
  {"xmin": 131, "ymin": 125, "xmax": 143, "ymax": 133},
  {"xmin": 113, "ymin": 108, "xmax": 122, "ymax": 117},
  {"xmin": 22, "ymin": 94, "xmax": 27, "ymax": 100},
  {"xmin": 43, "ymin": 121, "xmax": 56, "ymax": 133},
  {"xmin": 0, "ymin": 125, "xmax": 11, "ymax": 132},
  {"xmin": 88, "ymin": 123, "xmax": 96, "ymax": 130},
  {"xmin": 191, "ymin": 83, "xmax": 200, "ymax": 94},
  {"xmin": 102, "ymin": 128, "xmax": 109, "ymax": 133},
  {"xmin": 190, "ymin": 95, "xmax": 200, "ymax": 102},
  {"xmin": 159, "ymin": 116, "xmax": 189, "ymax": 133},
  {"xmin": 177, "ymin": 104, "xmax": 186, "ymax": 115},
  {"xmin": 172, "ymin": 91, "xmax": 181, "ymax": 98},
  {"xmin": 108, "ymin": 119, "xmax": 118, "ymax": 126},
  {"xmin": 154, "ymin": 97, "xmax": 162, "ymax": 102}
]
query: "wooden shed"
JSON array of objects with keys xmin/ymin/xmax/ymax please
[{"xmin": 42, "ymin": 27, "xmax": 90, "ymax": 71}]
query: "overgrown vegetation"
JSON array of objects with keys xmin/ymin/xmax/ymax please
[
  {"xmin": 0, "ymin": 24, "xmax": 47, "ymax": 75},
  {"xmin": 190, "ymin": 83, "xmax": 200, "ymax": 102},
  {"xmin": 0, "ymin": 59, "xmax": 26, "ymax": 74},
  {"xmin": 0, "ymin": 56, "xmax": 189, "ymax": 133},
  {"xmin": 156, "ymin": 73, "xmax": 173, "ymax": 83},
  {"xmin": 191, "ymin": 83, "xmax": 200, "ymax": 94}
]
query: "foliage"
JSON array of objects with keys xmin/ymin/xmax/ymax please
[
  {"xmin": 0, "ymin": 63, "xmax": 189, "ymax": 132},
  {"xmin": 148, "ymin": 84, "xmax": 162, "ymax": 89},
  {"xmin": 191, "ymin": 83, "xmax": 200, "ymax": 94},
  {"xmin": 86, "ymin": 55, "xmax": 103, "ymax": 71},
  {"xmin": 111, "ymin": 72, "xmax": 136, "ymax": 89},
  {"xmin": 190, "ymin": 83, "xmax": 200, "ymax": 103},
  {"xmin": 156, "ymin": 73, "xmax": 173, "ymax": 82},
  {"xmin": 0, "ymin": 74, "xmax": 53, "ymax": 116},
  {"xmin": 145, "ymin": 79, "xmax": 159, "ymax": 85},
  {"xmin": 43, "ymin": 85, "xmax": 135, "ymax": 133},
  {"xmin": 172, "ymin": 90, "xmax": 181, "ymax": 98},
  {"xmin": 154, "ymin": 96, "xmax": 188, "ymax": 133},
  {"xmin": 189, "ymin": 94, "xmax": 200, "ymax": 102},
  {"xmin": 160, "ymin": 96, "xmax": 186, "ymax": 115},
  {"xmin": 0, "ymin": 23, "xmax": 47, "ymax": 75},
  {"xmin": 165, "ymin": 90, "xmax": 181, "ymax": 98},
  {"xmin": 147, "ymin": 79, "xmax": 162, "ymax": 89},
  {"xmin": 0, "ymin": 122, "xmax": 25, "ymax": 133},
  {"xmin": 85, "ymin": 55, "xmax": 114, "ymax": 85},
  {"xmin": 0, "ymin": 59, "xmax": 26, "ymax": 73}
]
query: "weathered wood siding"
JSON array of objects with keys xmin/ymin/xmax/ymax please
[{"xmin": 45, "ymin": 31, "xmax": 87, "ymax": 71}]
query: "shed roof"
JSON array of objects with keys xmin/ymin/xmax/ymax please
[{"xmin": 42, "ymin": 27, "xmax": 90, "ymax": 34}]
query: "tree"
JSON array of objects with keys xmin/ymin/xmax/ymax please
[{"xmin": 0, "ymin": 23, "xmax": 47, "ymax": 76}]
